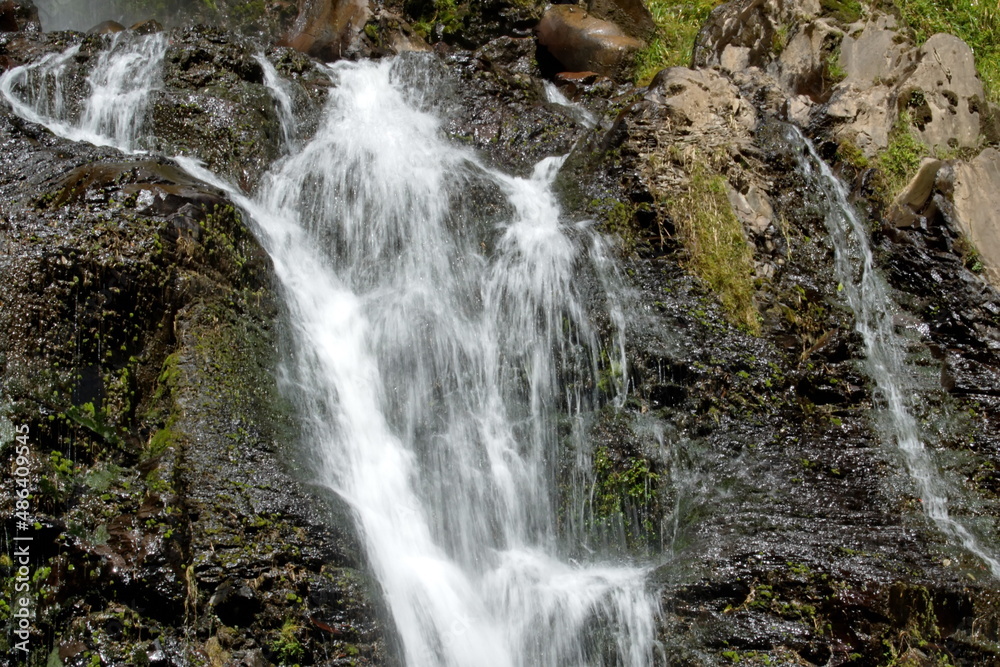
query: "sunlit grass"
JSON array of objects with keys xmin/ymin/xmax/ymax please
[
  {"xmin": 665, "ymin": 158, "xmax": 760, "ymax": 334},
  {"xmin": 633, "ymin": 0, "xmax": 723, "ymax": 85},
  {"xmin": 895, "ymin": 0, "xmax": 1000, "ymax": 102}
]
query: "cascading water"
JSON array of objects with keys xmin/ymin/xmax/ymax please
[
  {"xmin": 787, "ymin": 126, "xmax": 1000, "ymax": 576},
  {"xmin": 0, "ymin": 31, "xmax": 167, "ymax": 153},
  {"xmin": 2, "ymin": 32, "xmax": 662, "ymax": 664},
  {"xmin": 183, "ymin": 56, "xmax": 660, "ymax": 667}
]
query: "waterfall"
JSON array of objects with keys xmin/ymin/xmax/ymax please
[
  {"xmin": 255, "ymin": 53, "xmax": 299, "ymax": 153},
  {"xmin": 2, "ymin": 31, "xmax": 662, "ymax": 664},
  {"xmin": 787, "ymin": 126, "xmax": 1000, "ymax": 576},
  {"xmin": 0, "ymin": 32, "xmax": 167, "ymax": 153},
  {"xmin": 198, "ymin": 55, "xmax": 660, "ymax": 667}
]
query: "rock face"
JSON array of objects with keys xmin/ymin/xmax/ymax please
[
  {"xmin": 0, "ymin": 0, "xmax": 38, "ymax": 32},
  {"xmin": 4, "ymin": 0, "xmax": 1000, "ymax": 665},
  {"xmin": 0, "ymin": 26, "xmax": 390, "ymax": 666},
  {"xmin": 536, "ymin": 4, "xmax": 644, "ymax": 78},
  {"xmin": 899, "ymin": 33, "xmax": 985, "ymax": 151},
  {"xmin": 953, "ymin": 149, "xmax": 1000, "ymax": 286}
]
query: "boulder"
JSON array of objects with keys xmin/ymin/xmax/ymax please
[
  {"xmin": 536, "ymin": 4, "xmax": 644, "ymax": 79},
  {"xmin": 693, "ymin": 0, "xmax": 821, "ymax": 70},
  {"xmin": 887, "ymin": 157, "xmax": 944, "ymax": 227},
  {"xmin": 896, "ymin": 33, "xmax": 985, "ymax": 151},
  {"xmin": 88, "ymin": 19, "xmax": 126, "ymax": 34},
  {"xmin": 826, "ymin": 83, "xmax": 896, "ymax": 154},
  {"xmin": 645, "ymin": 66, "xmax": 757, "ymax": 139},
  {"xmin": 952, "ymin": 148, "xmax": 1000, "ymax": 284},
  {"xmin": 838, "ymin": 14, "xmax": 910, "ymax": 86},
  {"xmin": 130, "ymin": 18, "xmax": 164, "ymax": 34},
  {"xmin": 772, "ymin": 18, "xmax": 842, "ymax": 98},
  {"xmin": 0, "ymin": 0, "xmax": 38, "ymax": 32},
  {"xmin": 282, "ymin": 0, "xmax": 371, "ymax": 61},
  {"xmin": 727, "ymin": 182, "xmax": 774, "ymax": 235},
  {"xmin": 586, "ymin": 0, "xmax": 656, "ymax": 41}
]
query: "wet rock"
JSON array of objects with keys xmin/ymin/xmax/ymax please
[
  {"xmin": 0, "ymin": 29, "xmax": 390, "ymax": 664},
  {"xmin": 88, "ymin": 19, "xmax": 126, "ymax": 34},
  {"xmin": 130, "ymin": 18, "xmax": 164, "ymax": 34},
  {"xmin": 152, "ymin": 27, "xmax": 287, "ymax": 190},
  {"xmin": 0, "ymin": 0, "xmax": 38, "ymax": 32},
  {"xmin": 282, "ymin": 0, "xmax": 371, "ymax": 61},
  {"xmin": 536, "ymin": 4, "xmax": 644, "ymax": 79}
]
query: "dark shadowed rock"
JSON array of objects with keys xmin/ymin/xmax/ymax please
[{"xmin": 0, "ymin": 0, "xmax": 38, "ymax": 32}]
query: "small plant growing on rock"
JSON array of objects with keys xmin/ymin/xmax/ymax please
[{"xmin": 663, "ymin": 156, "xmax": 761, "ymax": 334}]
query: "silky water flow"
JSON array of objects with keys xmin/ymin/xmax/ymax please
[{"xmin": 1, "ymin": 35, "xmax": 663, "ymax": 666}]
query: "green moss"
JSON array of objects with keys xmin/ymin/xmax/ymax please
[
  {"xmin": 664, "ymin": 158, "xmax": 760, "ymax": 334},
  {"xmin": 591, "ymin": 198, "xmax": 644, "ymax": 254},
  {"xmin": 633, "ymin": 0, "xmax": 723, "ymax": 85},
  {"xmin": 825, "ymin": 46, "xmax": 847, "ymax": 83},
  {"xmin": 408, "ymin": 0, "xmax": 466, "ymax": 39},
  {"xmin": 591, "ymin": 446, "xmax": 660, "ymax": 546},
  {"xmin": 271, "ymin": 618, "xmax": 306, "ymax": 663},
  {"xmin": 895, "ymin": 0, "xmax": 1000, "ymax": 102}
]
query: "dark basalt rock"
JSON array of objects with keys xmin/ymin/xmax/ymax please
[
  {"xmin": 0, "ymin": 32, "xmax": 391, "ymax": 663},
  {"xmin": 0, "ymin": 0, "xmax": 39, "ymax": 33}
]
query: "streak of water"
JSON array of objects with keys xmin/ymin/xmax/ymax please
[
  {"xmin": 0, "ymin": 32, "xmax": 166, "ymax": 153},
  {"xmin": 787, "ymin": 126, "xmax": 1000, "ymax": 576}
]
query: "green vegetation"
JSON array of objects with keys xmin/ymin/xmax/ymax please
[
  {"xmin": 633, "ymin": 0, "xmax": 723, "ymax": 85},
  {"xmin": 271, "ymin": 619, "xmax": 306, "ymax": 663},
  {"xmin": 408, "ymin": 0, "xmax": 465, "ymax": 39},
  {"xmin": 895, "ymin": 0, "xmax": 1000, "ymax": 102},
  {"xmin": 875, "ymin": 113, "xmax": 929, "ymax": 198},
  {"xmin": 664, "ymin": 158, "xmax": 760, "ymax": 334},
  {"xmin": 819, "ymin": 0, "xmax": 863, "ymax": 24},
  {"xmin": 591, "ymin": 198, "xmax": 645, "ymax": 254},
  {"xmin": 591, "ymin": 445, "xmax": 660, "ymax": 548}
]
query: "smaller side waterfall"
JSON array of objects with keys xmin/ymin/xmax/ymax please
[
  {"xmin": 787, "ymin": 126, "xmax": 1000, "ymax": 576},
  {"xmin": 0, "ymin": 32, "xmax": 167, "ymax": 153},
  {"xmin": 255, "ymin": 54, "xmax": 299, "ymax": 153}
]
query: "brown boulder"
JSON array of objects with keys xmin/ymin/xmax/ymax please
[
  {"xmin": 282, "ymin": 0, "xmax": 371, "ymax": 61},
  {"xmin": 88, "ymin": 20, "xmax": 126, "ymax": 34},
  {"xmin": 586, "ymin": 0, "xmax": 656, "ymax": 41},
  {"xmin": 536, "ymin": 4, "xmax": 644, "ymax": 79}
]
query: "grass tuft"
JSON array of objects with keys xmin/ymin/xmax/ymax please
[
  {"xmin": 665, "ymin": 157, "xmax": 760, "ymax": 334},
  {"xmin": 633, "ymin": 0, "xmax": 723, "ymax": 85},
  {"xmin": 895, "ymin": 0, "xmax": 1000, "ymax": 102}
]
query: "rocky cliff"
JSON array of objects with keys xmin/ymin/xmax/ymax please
[{"xmin": 2, "ymin": 0, "xmax": 1000, "ymax": 665}]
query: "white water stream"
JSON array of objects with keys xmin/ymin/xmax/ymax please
[
  {"xmin": 0, "ymin": 32, "xmax": 167, "ymax": 153},
  {"xmin": 788, "ymin": 127, "xmax": 1000, "ymax": 576},
  {"xmin": 1, "ymin": 34, "xmax": 661, "ymax": 665}
]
